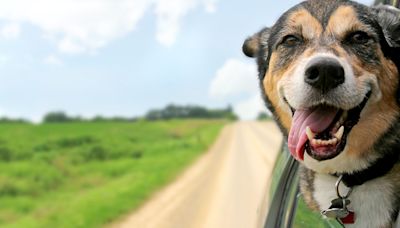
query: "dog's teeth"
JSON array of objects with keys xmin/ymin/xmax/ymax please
[
  {"xmin": 310, "ymin": 137, "xmax": 340, "ymax": 147},
  {"xmin": 306, "ymin": 126, "xmax": 315, "ymax": 140},
  {"xmin": 335, "ymin": 126, "xmax": 344, "ymax": 140}
]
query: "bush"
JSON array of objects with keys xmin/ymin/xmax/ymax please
[
  {"xmin": 132, "ymin": 151, "xmax": 143, "ymax": 159},
  {"xmin": 84, "ymin": 146, "xmax": 107, "ymax": 161},
  {"xmin": 34, "ymin": 144, "xmax": 52, "ymax": 152},
  {"xmin": 0, "ymin": 147, "xmax": 12, "ymax": 161},
  {"xmin": 43, "ymin": 112, "xmax": 71, "ymax": 123},
  {"xmin": 0, "ymin": 181, "xmax": 18, "ymax": 196},
  {"xmin": 56, "ymin": 136, "xmax": 96, "ymax": 148}
]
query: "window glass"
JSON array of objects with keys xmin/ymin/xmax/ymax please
[
  {"xmin": 293, "ymin": 194, "xmax": 343, "ymax": 228},
  {"xmin": 264, "ymin": 144, "xmax": 343, "ymax": 228},
  {"xmin": 269, "ymin": 144, "xmax": 291, "ymax": 200}
]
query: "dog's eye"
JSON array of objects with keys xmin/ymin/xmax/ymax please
[
  {"xmin": 281, "ymin": 35, "xmax": 302, "ymax": 47},
  {"xmin": 348, "ymin": 31, "xmax": 371, "ymax": 44}
]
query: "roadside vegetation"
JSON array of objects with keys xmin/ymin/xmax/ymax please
[
  {"xmin": 40, "ymin": 104, "xmax": 237, "ymax": 124},
  {"xmin": 257, "ymin": 112, "xmax": 272, "ymax": 121},
  {"xmin": 0, "ymin": 119, "xmax": 226, "ymax": 227}
]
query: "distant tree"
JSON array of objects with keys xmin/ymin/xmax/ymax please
[
  {"xmin": 145, "ymin": 104, "xmax": 238, "ymax": 120},
  {"xmin": 0, "ymin": 117, "xmax": 29, "ymax": 123},
  {"xmin": 92, "ymin": 116, "xmax": 106, "ymax": 122},
  {"xmin": 145, "ymin": 110, "xmax": 163, "ymax": 121},
  {"xmin": 91, "ymin": 115, "xmax": 137, "ymax": 122},
  {"xmin": 257, "ymin": 112, "xmax": 272, "ymax": 121},
  {"xmin": 186, "ymin": 106, "xmax": 208, "ymax": 118},
  {"xmin": 43, "ymin": 112, "xmax": 71, "ymax": 123},
  {"xmin": 42, "ymin": 112, "xmax": 138, "ymax": 123}
]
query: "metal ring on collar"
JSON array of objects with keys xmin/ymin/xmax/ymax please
[{"xmin": 335, "ymin": 175, "xmax": 353, "ymax": 199}]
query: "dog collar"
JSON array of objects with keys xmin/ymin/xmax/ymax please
[
  {"xmin": 321, "ymin": 175, "xmax": 355, "ymax": 225},
  {"xmin": 333, "ymin": 149, "xmax": 399, "ymax": 187}
]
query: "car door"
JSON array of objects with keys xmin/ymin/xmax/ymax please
[{"xmin": 261, "ymin": 144, "xmax": 343, "ymax": 228}]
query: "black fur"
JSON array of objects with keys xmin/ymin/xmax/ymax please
[{"xmin": 372, "ymin": 5, "xmax": 400, "ymax": 103}]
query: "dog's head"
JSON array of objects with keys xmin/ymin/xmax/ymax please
[{"xmin": 244, "ymin": 0, "xmax": 400, "ymax": 174}]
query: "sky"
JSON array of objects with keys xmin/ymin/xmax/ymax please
[{"xmin": 0, "ymin": 0, "xmax": 372, "ymax": 122}]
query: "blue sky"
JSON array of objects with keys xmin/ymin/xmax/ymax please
[{"xmin": 0, "ymin": 0, "xmax": 371, "ymax": 122}]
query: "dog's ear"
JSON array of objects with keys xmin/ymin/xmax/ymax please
[
  {"xmin": 372, "ymin": 5, "xmax": 400, "ymax": 48},
  {"xmin": 242, "ymin": 27, "xmax": 271, "ymax": 58},
  {"xmin": 388, "ymin": 22, "xmax": 400, "ymax": 47}
]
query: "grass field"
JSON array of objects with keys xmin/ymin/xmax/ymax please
[{"xmin": 0, "ymin": 119, "xmax": 226, "ymax": 228}]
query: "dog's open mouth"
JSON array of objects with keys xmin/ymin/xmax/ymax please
[{"xmin": 288, "ymin": 91, "xmax": 371, "ymax": 161}]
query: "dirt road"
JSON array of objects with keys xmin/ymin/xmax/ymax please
[{"xmin": 112, "ymin": 121, "xmax": 282, "ymax": 228}]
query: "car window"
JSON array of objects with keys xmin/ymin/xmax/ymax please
[
  {"xmin": 262, "ymin": 144, "xmax": 299, "ymax": 228},
  {"xmin": 263, "ymin": 144, "xmax": 343, "ymax": 228},
  {"xmin": 269, "ymin": 144, "xmax": 292, "ymax": 199},
  {"xmin": 293, "ymin": 194, "xmax": 342, "ymax": 228}
]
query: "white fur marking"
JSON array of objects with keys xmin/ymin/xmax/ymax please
[{"xmin": 313, "ymin": 173, "xmax": 395, "ymax": 228}]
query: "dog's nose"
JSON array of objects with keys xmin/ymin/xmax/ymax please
[{"xmin": 304, "ymin": 58, "xmax": 345, "ymax": 93}]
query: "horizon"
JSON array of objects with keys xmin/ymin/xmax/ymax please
[{"xmin": 0, "ymin": 103, "xmax": 244, "ymax": 123}]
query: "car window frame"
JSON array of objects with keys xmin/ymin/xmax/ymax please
[
  {"xmin": 262, "ymin": 144, "xmax": 342, "ymax": 228},
  {"xmin": 263, "ymin": 145, "xmax": 299, "ymax": 228}
]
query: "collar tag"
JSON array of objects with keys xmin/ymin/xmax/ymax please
[{"xmin": 340, "ymin": 211, "xmax": 355, "ymax": 224}]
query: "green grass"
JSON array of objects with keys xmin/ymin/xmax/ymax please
[{"xmin": 0, "ymin": 119, "xmax": 226, "ymax": 228}]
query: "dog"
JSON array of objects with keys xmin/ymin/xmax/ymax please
[{"xmin": 243, "ymin": 0, "xmax": 400, "ymax": 227}]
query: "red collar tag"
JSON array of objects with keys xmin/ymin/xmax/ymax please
[{"xmin": 340, "ymin": 211, "xmax": 355, "ymax": 224}]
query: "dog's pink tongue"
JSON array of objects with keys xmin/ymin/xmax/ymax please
[{"xmin": 288, "ymin": 106, "xmax": 338, "ymax": 161}]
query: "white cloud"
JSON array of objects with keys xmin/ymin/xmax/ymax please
[
  {"xmin": 203, "ymin": 0, "xmax": 217, "ymax": 13},
  {"xmin": 209, "ymin": 58, "xmax": 258, "ymax": 98},
  {"xmin": 209, "ymin": 58, "xmax": 267, "ymax": 120},
  {"xmin": 44, "ymin": 55, "xmax": 63, "ymax": 66},
  {"xmin": 155, "ymin": 0, "xmax": 196, "ymax": 47},
  {"xmin": 0, "ymin": 0, "xmax": 217, "ymax": 54},
  {"xmin": 234, "ymin": 94, "xmax": 266, "ymax": 120},
  {"xmin": 154, "ymin": 0, "xmax": 217, "ymax": 47},
  {"xmin": 0, "ymin": 23, "xmax": 20, "ymax": 39}
]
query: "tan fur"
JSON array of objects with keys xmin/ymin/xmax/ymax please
[
  {"xmin": 326, "ymin": 6, "xmax": 369, "ymax": 38},
  {"xmin": 286, "ymin": 9, "xmax": 323, "ymax": 40},
  {"xmin": 345, "ymin": 57, "xmax": 399, "ymax": 158},
  {"xmin": 263, "ymin": 53, "xmax": 292, "ymax": 130}
]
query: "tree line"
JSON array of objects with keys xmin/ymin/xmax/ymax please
[
  {"xmin": 145, "ymin": 104, "xmax": 237, "ymax": 121},
  {"xmin": 0, "ymin": 104, "xmax": 238, "ymax": 123},
  {"xmin": 42, "ymin": 112, "xmax": 139, "ymax": 123}
]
